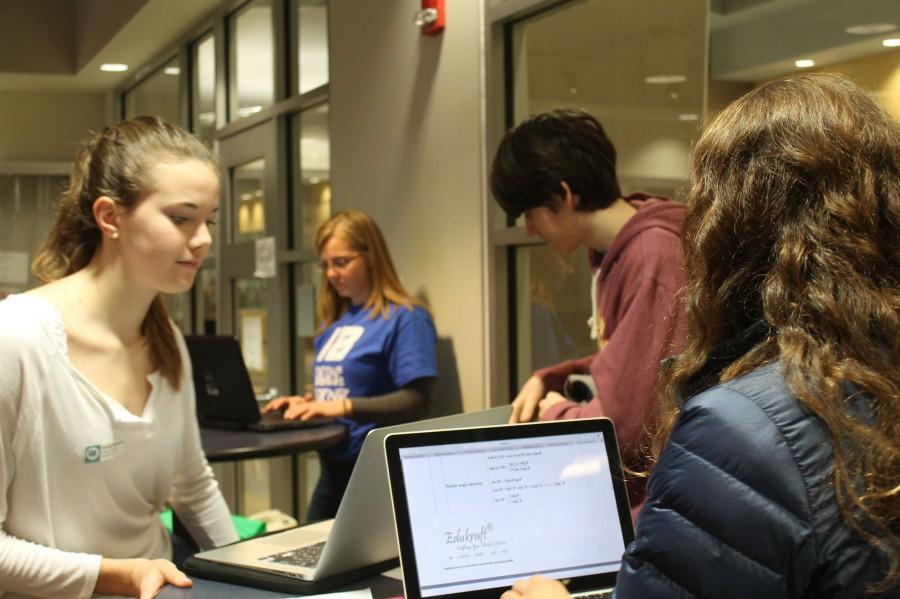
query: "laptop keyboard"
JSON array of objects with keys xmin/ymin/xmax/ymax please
[
  {"xmin": 250, "ymin": 411, "xmax": 333, "ymax": 431},
  {"xmin": 572, "ymin": 592, "xmax": 612, "ymax": 599},
  {"xmin": 258, "ymin": 541, "xmax": 325, "ymax": 569}
]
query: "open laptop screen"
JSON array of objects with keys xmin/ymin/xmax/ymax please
[{"xmin": 386, "ymin": 419, "xmax": 632, "ymax": 599}]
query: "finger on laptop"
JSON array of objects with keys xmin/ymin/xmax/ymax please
[{"xmin": 262, "ymin": 397, "xmax": 289, "ymax": 413}]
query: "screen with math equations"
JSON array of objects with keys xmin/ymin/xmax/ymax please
[{"xmin": 397, "ymin": 432, "xmax": 625, "ymax": 597}]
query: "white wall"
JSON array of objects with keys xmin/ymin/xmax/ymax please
[{"xmin": 329, "ymin": 1, "xmax": 487, "ymax": 414}]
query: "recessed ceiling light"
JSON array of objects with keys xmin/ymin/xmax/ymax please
[
  {"xmin": 795, "ymin": 59, "xmax": 815, "ymax": 68},
  {"xmin": 884, "ymin": 38, "xmax": 900, "ymax": 47},
  {"xmin": 164, "ymin": 66, "xmax": 181, "ymax": 76},
  {"xmin": 644, "ymin": 74, "xmax": 686, "ymax": 85},
  {"xmin": 678, "ymin": 113, "xmax": 699, "ymax": 122},
  {"xmin": 100, "ymin": 63, "xmax": 129, "ymax": 72},
  {"xmin": 845, "ymin": 23, "xmax": 896, "ymax": 35}
]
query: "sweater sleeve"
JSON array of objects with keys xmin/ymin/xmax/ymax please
[
  {"xmin": 0, "ymin": 310, "xmax": 101, "ymax": 599},
  {"xmin": 533, "ymin": 355, "xmax": 596, "ymax": 394},
  {"xmin": 167, "ymin": 332, "xmax": 238, "ymax": 550},
  {"xmin": 349, "ymin": 377, "xmax": 435, "ymax": 424}
]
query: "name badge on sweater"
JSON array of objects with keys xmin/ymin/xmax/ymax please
[{"xmin": 84, "ymin": 441, "xmax": 124, "ymax": 464}]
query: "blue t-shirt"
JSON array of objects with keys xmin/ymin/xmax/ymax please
[{"xmin": 314, "ymin": 303, "xmax": 437, "ymax": 461}]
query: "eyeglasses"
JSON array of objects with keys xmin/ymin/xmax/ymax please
[{"xmin": 319, "ymin": 254, "xmax": 361, "ymax": 272}]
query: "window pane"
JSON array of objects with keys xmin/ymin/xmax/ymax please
[
  {"xmin": 298, "ymin": 0, "xmax": 329, "ymax": 94},
  {"xmin": 192, "ymin": 33, "xmax": 217, "ymax": 141},
  {"xmin": 514, "ymin": 246, "xmax": 596, "ymax": 386},
  {"xmin": 232, "ymin": 159, "xmax": 266, "ymax": 242},
  {"xmin": 510, "ymin": 0, "xmax": 705, "ymax": 199},
  {"xmin": 234, "ymin": 278, "xmax": 270, "ymax": 395},
  {"xmin": 231, "ymin": 0, "xmax": 274, "ymax": 121},
  {"xmin": 292, "ymin": 104, "xmax": 331, "ymax": 249},
  {"xmin": 124, "ymin": 57, "xmax": 181, "ymax": 125},
  {"xmin": 504, "ymin": 0, "xmax": 705, "ymax": 388}
]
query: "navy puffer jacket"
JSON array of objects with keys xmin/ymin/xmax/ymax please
[{"xmin": 614, "ymin": 337, "xmax": 893, "ymax": 597}]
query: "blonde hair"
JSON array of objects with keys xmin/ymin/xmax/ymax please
[
  {"xmin": 33, "ymin": 116, "xmax": 219, "ymax": 389},
  {"xmin": 315, "ymin": 210, "xmax": 428, "ymax": 329}
]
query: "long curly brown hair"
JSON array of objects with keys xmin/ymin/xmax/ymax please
[{"xmin": 655, "ymin": 73, "xmax": 900, "ymax": 589}]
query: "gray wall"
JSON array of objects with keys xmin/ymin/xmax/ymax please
[{"xmin": 329, "ymin": 1, "xmax": 488, "ymax": 413}]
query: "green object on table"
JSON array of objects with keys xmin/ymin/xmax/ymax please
[{"xmin": 160, "ymin": 508, "xmax": 266, "ymax": 540}]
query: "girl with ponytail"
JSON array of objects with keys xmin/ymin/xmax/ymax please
[{"xmin": 0, "ymin": 116, "xmax": 238, "ymax": 598}]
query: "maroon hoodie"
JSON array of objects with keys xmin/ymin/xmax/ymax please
[{"xmin": 536, "ymin": 194, "xmax": 687, "ymax": 519}]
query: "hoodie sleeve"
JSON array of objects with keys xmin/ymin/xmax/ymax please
[
  {"xmin": 533, "ymin": 355, "xmax": 596, "ymax": 393},
  {"xmin": 542, "ymin": 226, "xmax": 685, "ymax": 464}
]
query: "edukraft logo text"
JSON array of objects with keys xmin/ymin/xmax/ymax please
[{"xmin": 445, "ymin": 523, "xmax": 493, "ymax": 544}]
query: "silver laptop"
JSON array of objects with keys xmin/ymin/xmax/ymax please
[
  {"xmin": 384, "ymin": 418, "xmax": 634, "ymax": 599},
  {"xmin": 185, "ymin": 406, "xmax": 511, "ymax": 594}
]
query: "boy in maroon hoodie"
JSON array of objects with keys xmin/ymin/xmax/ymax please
[{"xmin": 490, "ymin": 110, "xmax": 686, "ymax": 519}]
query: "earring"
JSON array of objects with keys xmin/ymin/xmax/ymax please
[{"xmin": 111, "ymin": 232, "xmax": 120, "ymax": 239}]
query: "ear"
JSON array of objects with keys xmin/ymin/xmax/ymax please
[
  {"xmin": 92, "ymin": 196, "xmax": 121, "ymax": 239},
  {"xmin": 559, "ymin": 181, "xmax": 580, "ymax": 209}
]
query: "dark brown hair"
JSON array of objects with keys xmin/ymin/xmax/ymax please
[
  {"xmin": 315, "ymin": 210, "xmax": 428, "ymax": 329},
  {"xmin": 490, "ymin": 109, "xmax": 621, "ymax": 219},
  {"xmin": 656, "ymin": 73, "xmax": 900, "ymax": 589},
  {"xmin": 33, "ymin": 116, "xmax": 218, "ymax": 389}
]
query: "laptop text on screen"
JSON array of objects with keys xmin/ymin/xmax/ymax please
[{"xmin": 385, "ymin": 419, "xmax": 633, "ymax": 599}]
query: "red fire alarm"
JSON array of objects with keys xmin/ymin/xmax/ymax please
[{"xmin": 414, "ymin": 0, "xmax": 445, "ymax": 36}]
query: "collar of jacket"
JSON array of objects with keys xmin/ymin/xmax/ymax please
[{"xmin": 672, "ymin": 320, "xmax": 772, "ymax": 407}]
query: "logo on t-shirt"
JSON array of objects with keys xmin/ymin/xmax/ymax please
[
  {"xmin": 314, "ymin": 365, "xmax": 350, "ymax": 401},
  {"xmin": 317, "ymin": 326, "xmax": 364, "ymax": 362}
]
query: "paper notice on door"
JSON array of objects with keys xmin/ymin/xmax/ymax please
[
  {"xmin": 240, "ymin": 311, "xmax": 265, "ymax": 372},
  {"xmin": 254, "ymin": 236, "xmax": 277, "ymax": 278}
]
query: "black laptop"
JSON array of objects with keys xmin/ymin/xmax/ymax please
[
  {"xmin": 185, "ymin": 335, "xmax": 329, "ymax": 432},
  {"xmin": 384, "ymin": 418, "xmax": 634, "ymax": 599}
]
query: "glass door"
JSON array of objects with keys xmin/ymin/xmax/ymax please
[{"xmin": 217, "ymin": 119, "xmax": 294, "ymax": 516}]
